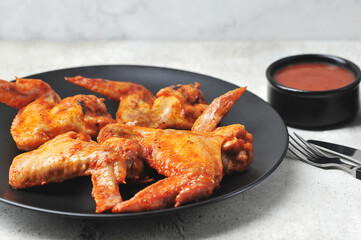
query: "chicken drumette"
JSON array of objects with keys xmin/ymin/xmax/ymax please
[
  {"xmin": 65, "ymin": 76, "xmax": 208, "ymax": 129},
  {"xmin": 96, "ymin": 87, "xmax": 253, "ymax": 212},
  {"xmin": 9, "ymin": 131, "xmax": 127, "ymax": 213},
  {"xmin": 0, "ymin": 77, "xmax": 115, "ymax": 151}
]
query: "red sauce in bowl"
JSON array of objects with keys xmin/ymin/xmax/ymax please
[{"xmin": 274, "ymin": 63, "xmax": 355, "ymax": 91}]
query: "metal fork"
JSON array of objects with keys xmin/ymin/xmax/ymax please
[{"xmin": 288, "ymin": 132, "xmax": 361, "ymax": 180}]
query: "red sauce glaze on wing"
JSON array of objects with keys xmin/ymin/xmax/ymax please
[{"xmin": 274, "ymin": 63, "xmax": 355, "ymax": 91}]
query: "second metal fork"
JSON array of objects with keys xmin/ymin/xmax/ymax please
[{"xmin": 288, "ymin": 132, "xmax": 361, "ymax": 180}]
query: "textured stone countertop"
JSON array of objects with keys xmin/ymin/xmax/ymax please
[{"xmin": 0, "ymin": 41, "xmax": 360, "ymax": 239}]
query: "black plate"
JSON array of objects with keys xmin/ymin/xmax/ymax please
[{"xmin": 0, "ymin": 65, "xmax": 288, "ymax": 218}]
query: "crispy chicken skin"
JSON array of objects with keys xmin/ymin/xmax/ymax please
[
  {"xmin": 101, "ymin": 137, "xmax": 148, "ymax": 183},
  {"xmin": 146, "ymin": 83, "xmax": 208, "ymax": 129},
  {"xmin": 212, "ymin": 124, "xmax": 253, "ymax": 174},
  {"xmin": 0, "ymin": 78, "xmax": 115, "ymax": 151},
  {"xmin": 65, "ymin": 76, "xmax": 208, "ymax": 129},
  {"xmin": 96, "ymin": 87, "xmax": 253, "ymax": 212},
  {"xmin": 11, "ymin": 94, "xmax": 115, "ymax": 151},
  {"xmin": 65, "ymin": 75, "xmax": 155, "ymax": 104},
  {"xmin": 0, "ymin": 77, "xmax": 59, "ymax": 109},
  {"xmin": 9, "ymin": 132, "xmax": 127, "ymax": 213},
  {"xmin": 98, "ymin": 124, "xmax": 224, "ymax": 212},
  {"xmin": 191, "ymin": 87, "xmax": 252, "ymax": 174},
  {"xmin": 97, "ymin": 123, "xmax": 253, "ymax": 213},
  {"xmin": 192, "ymin": 87, "xmax": 247, "ymax": 133}
]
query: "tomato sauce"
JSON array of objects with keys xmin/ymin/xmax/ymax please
[{"xmin": 274, "ymin": 63, "xmax": 355, "ymax": 91}]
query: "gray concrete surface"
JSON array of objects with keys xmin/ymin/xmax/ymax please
[{"xmin": 0, "ymin": 41, "xmax": 360, "ymax": 239}]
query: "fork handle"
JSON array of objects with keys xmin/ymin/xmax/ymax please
[
  {"xmin": 355, "ymin": 166, "xmax": 361, "ymax": 180},
  {"xmin": 335, "ymin": 163, "xmax": 361, "ymax": 180}
]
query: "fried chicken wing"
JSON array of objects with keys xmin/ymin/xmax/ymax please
[
  {"xmin": 9, "ymin": 132, "xmax": 127, "ymax": 213},
  {"xmin": 66, "ymin": 76, "xmax": 208, "ymax": 129},
  {"xmin": 96, "ymin": 87, "xmax": 252, "ymax": 212},
  {"xmin": 65, "ymin": 75, "xmax": 155, "ymax": 103},
  {"xmin": 147, "ymin": 83, "xmax": 208, "ymax": 129},
  {"xmin": 212, "ymin": 124, "xmax": 253, "ymax": 174},
  {"xmin": 5, "ymin": 74, "xmax": 253, "ymax": 214},
  {"xmin": 101, "ymin": 136, "xmax": 149, "ymax": 183},
  {"xmin": 0, "ymin": 78, "xmax": 115, "ymax": 151},
  {"xmin": 97, "ymin": 122, "xmax": 253, "ymax": 213},
  {"xmin": 192, "ymin": 87, "xmax": 247, "ymax": 133},
  {"xmin": 11, "ymin": 94, "xmax": 115, "ymax": 151},
  {"xmin": 0, "ymin": 77, "xmax": 60, "ymax": 109},
  {"xmin": 98, "ymin": 124, "xmax": 223, "ymax": 212}
]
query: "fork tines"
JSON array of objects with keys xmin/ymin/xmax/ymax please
[
  {"xmin": 288, "ymin": 132, "xmax": 361, "ymax": 179},
  {"xmin": 288, "ymin": 132, "xmax": 331, "ymax": 164}
]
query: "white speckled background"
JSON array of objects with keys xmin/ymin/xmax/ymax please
[{"xmin": 1, "ymin": 0, "xmax": 361, "ymax": 40}]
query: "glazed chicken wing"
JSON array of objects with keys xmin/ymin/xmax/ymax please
[
  {"xmin": 96, "ymin": 87, "xmax": 253, "ymax": 212},
  {"xmin": 65, "ymin": 76, "xmax": 208, "ymax": 129},
  {"xmin": 64, "ymin": 75, "xmax": 155, "ymax": 103},
  {"xmin": 0, "ymin": 78, "xmax": 115, "ymax": 151},
  {"xmin": 9, "ymin": 132, "xmax": 127, "ymax": 213},
  {"xmin": 101, "ymin": 136, "xmax": 149, "ymax": 183},
  {"xmin": 0, "ymin": 77, "xmax": 59, "ymax": 109},
  {"xmin": 98, "ymin": 124, "xmax": 225, "ymax": 212},
  {"xmin": 98, "ymin": 123, "xmax": 252, "ymax": 212},
  {"xmin": 192, "ymin": 87, "xmax": 247, "ymax": 133}
]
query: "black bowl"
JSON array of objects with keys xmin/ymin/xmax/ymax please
[{"xmin": 266, "ymin": 54, "xmax": 360, "ymax": 129}]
